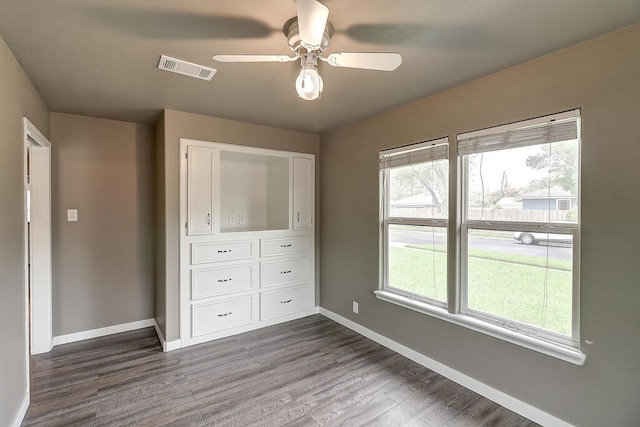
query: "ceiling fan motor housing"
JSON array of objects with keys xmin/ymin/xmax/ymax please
[{"xmin": 284, "ymin": 17, "xmax": 334, "ymax": 53}]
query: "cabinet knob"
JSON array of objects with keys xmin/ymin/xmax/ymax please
[
  {"xmin": 280, "ymin": 299, "xmax": 292, "ymax": 304},
  {"xmin": 280, "ymin": 270, "xmax": 292, "ymax": 275},
  {"xmin": 217, "ymin": 312, "xmax": 232, "ymax": 317},
  {"xmin": 206, "ymin": 213, "xmax": 211, "ymax": 225}
]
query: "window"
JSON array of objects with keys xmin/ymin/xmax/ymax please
[
  {"xmin": 376, "ymin": 110, "xmax": 584, "ymax": 364},
  {"xmin": 460, "ymin": 109, "xmax": 580, "ymax": 348},
  {"xmin": 379, "ymin": 138, "xmax": 449, "ymax": 306}
]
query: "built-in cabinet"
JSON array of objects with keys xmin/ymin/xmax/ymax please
[{"xmin": 180, "ymin": 139, "xmax": 315, "ymax": 348}]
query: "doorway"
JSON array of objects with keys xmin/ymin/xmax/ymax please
[{"xmin": 23, "ymin": 118, "xmax": 52, "ymax": 355}]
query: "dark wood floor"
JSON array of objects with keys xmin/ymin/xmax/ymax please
[{"xmin": 23, "ymin": 315, "xmax": 539, "ymax": 426}]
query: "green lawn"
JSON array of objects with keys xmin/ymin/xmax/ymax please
[{"xmin": 388, "ymin": 246, "xmax": 572, "ymax": 335}]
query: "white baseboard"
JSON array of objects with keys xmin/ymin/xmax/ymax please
[
  {"xmin": 10, "ymin": 391, "xmax": 29, "ymax": 427},
  {"xmin": 153, "ymin": 319, "xmax": 181, "ymax": 352},
  {"xmin": 52, "ymin": 318, "xmax": 155, "ymax": 346},
  {"xmin": 319, "ymin": 308, "xmax": 573, "ymax": 427}
]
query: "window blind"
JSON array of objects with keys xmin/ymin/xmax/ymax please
[
  {"xmin": 379, "ymin": 138, "xmax": 449, "ymax": 169},
  {"xmin": 457, "ymin": 110, "xmax": 580, "ymax": 156}
]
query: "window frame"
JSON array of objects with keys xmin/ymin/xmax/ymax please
[
  {"xmin": 375, "ymin": 110, "xmax": 585, "ymax": 365},
  {"xmin": 379, "ymin": 138, "xmax": 449, "ymax": 308}
]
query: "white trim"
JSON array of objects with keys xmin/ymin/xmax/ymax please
[
  {"xmin": 319, "ymin": 307, "xmax": 574, "ymax": 427},
  {"xmin": 374, "ymin": 290, "xmax": 585, "ymax": 365},
  {"xmin": 9, "ymin": 391, "xmax": 29, "ymax": 427},
  {"xmin": 52, "ymin": 319, "xmax": 155, "ymax": 346},
  {"xmin": 24, "ymin": 117, "xmax": 51, "ymax": 148},
  {"xmin": 153, "ymin": 319, "xmax": 181, "ymax": 352}
]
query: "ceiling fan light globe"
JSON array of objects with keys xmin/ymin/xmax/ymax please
[{"xmin": 295, "ymin": 68, "xmax": 323, "ymax": 100}]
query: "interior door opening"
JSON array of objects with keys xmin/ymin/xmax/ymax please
[{"xmin": 23, "ymin": 118, "xmax": 52, "ymax": 356}]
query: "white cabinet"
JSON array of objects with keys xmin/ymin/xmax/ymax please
[
  {"xmin": 293, "ymin": 157, "xmax": 313, "ymax": 230},
  {"xmin": 192, "ymin": 296, "xmax": 254, "ymax": 336},
  {"xmin": 191, "ymin": 241, "xmax": 254, "ymax": 264},
  {"xmin": 260, "ymin": 256, "xmax": 309, "ymax": 288},
  {"xmin": 180, "ymin": 139, "xmax": 315, "ymax": 348},
  {"xmin": 260, "ymin": 236, "xmax": 309, "ymax": 257},
  {"xmin": 192, "ymin": 264, "xmax": 253, "ymax": 299},
  {"xmin": 187, "ymin": 146, "xmax": 214, "ymax": 235},
  {"xmin": 260, "ymin": 285, "xmax": 312, "ymax": 321}
]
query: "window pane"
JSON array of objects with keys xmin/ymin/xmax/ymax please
[
  {"xmin": 466, "ymin": 229, "xmax": 573, "ymax": 335},
  {"xmin": 466, "ymin": 139, "xmax": 578, "ymax": 223},
  {"xmin": 389, "ymin": 159, "xmax": 448, "ymax": 219},
  {"xmin": 388, "ymin": 225, "xmax": 447, "ymax": 303}
]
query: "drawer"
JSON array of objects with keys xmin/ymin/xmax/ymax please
[
  {"xmin": 192, "ymin": 241, "xmax": 253, "ymax": 264},
  {"xmin": 192, "ymin": 296, "xmax": 253, "ymax": 336},
  {"xmin": 260, "ymin": 257, "xmax": 308, "ymax": 288},
  {"xmin": 192, "ymin": 264, "xmax": 253, "ymax": 299},
  {"xmin": 260, "ymin": 236, "xmax": 309, "ymax": 257},
  {"xmin": 260, "ymin": 285, "xmax": 312, "ymax": 321}
]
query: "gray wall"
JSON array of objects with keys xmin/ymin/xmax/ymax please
[
  {"xmin": 159, "ymin": 109, "xmax": 320, "ymax": 341},
  {"xmin": 50, "ymin": 113, "xmax": 155, "ymax": 336},
  {"xmin": 320, "ymin": 24, "xmax": 640, "ymax": 426},
  {"xmin": 0, "ymin": 35, "xmax": 49, "ymax": 425}
]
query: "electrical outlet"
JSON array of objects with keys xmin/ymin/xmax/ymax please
[
  {"xmin": 352, "ymin": 301, "xmax": 359, "ymax": 314},
  {"xmin": 229, "ymin": 214, "xmax": 236, "ymax": 225},
  {"xmin": 239, "ymin": 214, "xmax": 246, "ymax": 224}
]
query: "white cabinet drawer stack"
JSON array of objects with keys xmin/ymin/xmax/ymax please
[{"xmin": 180, "ymin": 139, "xmax": 315, "ymax": 348}]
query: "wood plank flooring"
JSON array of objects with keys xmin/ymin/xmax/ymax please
[{"xmin": 23, "ymin": 315, "xmax": 539, "ymax": 426}]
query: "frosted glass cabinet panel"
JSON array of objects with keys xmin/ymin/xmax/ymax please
[
  {"xmin": 187, "ymin": 146, "xmax": 214, "ymax": 235},
  {"xmin": 293, "ymin": 157, "xmax": 313, "ymax": 230},
  {"xmin": 220, "ymin": 151, "xmax": 289, "ymax": 233}
]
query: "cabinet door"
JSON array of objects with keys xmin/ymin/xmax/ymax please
[
  {"xmin": 293, "ymin": 157, "xmax": 313, "ymax": 230},
  {"xmin": 188, "ymin": 146, "xmax": 214, "ymax": 235}
]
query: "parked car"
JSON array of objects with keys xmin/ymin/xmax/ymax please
[{"xmin": 513, "ymin": 231, "xmax": 572, "ymax": 245}]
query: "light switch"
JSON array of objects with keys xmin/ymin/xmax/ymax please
[{"xmin": 67, "ymin": 209, "xmax": 78, "ymax": 222}]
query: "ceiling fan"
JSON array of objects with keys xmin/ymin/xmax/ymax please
[{"xmin": 212, "ymin": 0, "xmax": 402, "ymax": 101}]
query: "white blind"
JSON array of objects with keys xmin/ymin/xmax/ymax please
[
  {"xmin": 457, "ymin": 110, "xmax": 580, "ymax": 156},
  {"xmin": 379, "ymin": 138, "xmax": 449, "ymax": 169}
]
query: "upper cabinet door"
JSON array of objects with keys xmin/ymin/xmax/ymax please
[
  {"xmin": 293, "ymin": 157, "xmax": 313, "ymax": 230},
  {"xmin": 188, "ymin": 146, "xmax": 215, "ymax": 235}
]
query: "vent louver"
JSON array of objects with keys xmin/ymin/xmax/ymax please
[{"xmin": 158, "ymin": 55, "xmax": 216, "ymax": 81}]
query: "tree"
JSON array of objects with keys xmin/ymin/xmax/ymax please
[
  {"xmin": 486, "ymin": 171, "xmax": 521, "ymax": 205},
  {"xmin": 525, "ymin": 141, "xmax": 578, "ymax": 195},
  {"xmin": 389, "ymin": 161, "xmax": 448, "ymax": 215}
]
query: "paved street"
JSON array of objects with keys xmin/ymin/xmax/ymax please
[{"xmin": 389, "ymin": 229, "xmax": 572, "ymax": 261}]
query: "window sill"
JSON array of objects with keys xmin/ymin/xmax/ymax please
[{"xmin": 374, "ymin": 290, "xmax": 586, "ymax": 365}]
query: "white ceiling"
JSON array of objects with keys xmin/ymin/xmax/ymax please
[{"xmin": 1, "ymin": 0, "xmax": 639, "ymax": 133}]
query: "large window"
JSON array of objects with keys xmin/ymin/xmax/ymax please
[
  {"xmin": 377, "ymin": 110, "xmax": 583, "ymax": 364},
  {"xmin": 380, "ymin": 138, "xmax": 449, "ymax": 306}
]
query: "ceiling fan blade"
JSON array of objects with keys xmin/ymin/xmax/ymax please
[
  {"xmin": 325, "ymin": 52, "xmax": 402, "ymax": 71},
  {"xmin": 213, "ymin": 54, "xmax": 297, "ymax": 63},
  {"xmin": 297, "ymin": 0, "xmax": 329, "ymax": 50}
]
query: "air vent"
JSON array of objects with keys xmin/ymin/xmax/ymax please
[{"xmin": 158, "ymin": 55, "xmax": 217, "ymax": 81}]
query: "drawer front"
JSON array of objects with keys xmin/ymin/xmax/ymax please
[
  {"xmin": 192, "ymin": 241, "xmax": 253, "ymax": 264},
  {"xmin": 260, "ymin": 285, "xmax": 312, "ymax": 321},
  {"xmin": 260, "ymin": 236, "xmax": 309, "ymax": 257},
  {"xmin": 260, "ymin": 257, "xmax": 308, "ymax": 288},
  {"xmin": 192, "ymin": 296, "xmax": 253, "ymax": 336},
  {"xmin": 192, "ymin": 265, "xmax": 253, "ymax": 299}
]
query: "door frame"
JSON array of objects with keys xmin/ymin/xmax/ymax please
[{"xmin": 23, "ymin": 117, "xmax": 52, "ymax": 356}]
